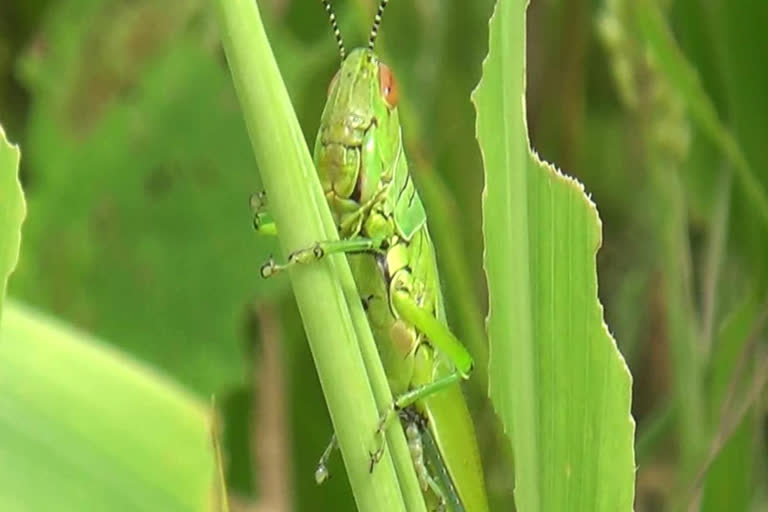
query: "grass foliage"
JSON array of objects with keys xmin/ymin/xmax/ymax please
[{"xmin": 0, "ymin": 0, "xmax": 766, "ymax": 510}]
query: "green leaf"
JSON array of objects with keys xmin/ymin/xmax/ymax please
[
  {"xmin": 631, "ymin": 0, "xmax": 768, "ymax": 232},
  {"xmin": 700, "ymin": 296, "xmax": 758, "ymax": 512},
  {"xmin": 472, "ymin": 2, "xmax": 635, "ymax": 510},
  {"xmin": 0, "ymin": 124, "xmax": 24, "ymax": 319},
  {"xmin": 0, "ymin": 300, "xmax": 217, "ymax": 512},
  {"xmin": 11, "ymin": 0, "xmax": 278, "ymax": 394}
]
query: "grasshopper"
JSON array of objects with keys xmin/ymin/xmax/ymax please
[{"xmin": 253, "ymin": 2, "xmax": 489, "ymax": 510}]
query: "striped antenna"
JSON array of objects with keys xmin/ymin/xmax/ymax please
[
  {"xmin": 321, "ymin": 0, "xmax": 346, "ymax": 60},
  {"xmin": 368, "ymin": 0, "xmax": 389, "ymax": 50}
]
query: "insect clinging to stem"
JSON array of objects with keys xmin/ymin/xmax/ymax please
[{"xmin": 252, "ymin": 2, "xmax": 490, "ymax": 510}]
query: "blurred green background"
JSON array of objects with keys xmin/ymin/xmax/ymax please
[{"xmin": 1, "ymin": 0, "xmax": 767, "ymax": 510}]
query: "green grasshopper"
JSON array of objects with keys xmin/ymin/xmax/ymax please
[{"xmin": 253, "ymin": 2, "xmax": 489, "ymax": 510}]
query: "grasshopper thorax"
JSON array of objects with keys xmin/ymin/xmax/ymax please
[{"xmin": 314, "ymin": 48, "xmax": 402, "ymax": 230}]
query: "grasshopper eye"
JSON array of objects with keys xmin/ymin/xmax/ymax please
[
  {"xmin": 379, "ymin": 63, "xmax": 399, "ymax": 108},
  {"xmin": 327, "ymin": 69, "xmax": 340, "ymax": 97}
]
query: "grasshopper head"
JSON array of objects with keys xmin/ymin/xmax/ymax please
[{"xmin": 315, "ymin": 48, "xmax": 402, "ymax": 219}]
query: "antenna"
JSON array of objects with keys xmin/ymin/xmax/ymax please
[
  {"xmin": 368, "ymin": 0, "xmax": 389, "ymax": 51},
  {"xmin": 321, "ymin": 0, "xmax": 346, "ymax": 60}
]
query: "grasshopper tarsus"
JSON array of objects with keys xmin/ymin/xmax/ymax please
[
  {"xmin": 260, "ymin": 257, "xmax": 278, "ymax": 279},
  {"xmin": 252, "ymin": 213, "xmax": 266, "ymax": 232},
  {"xmin": 361, "ymin": 294, "xmax": 375, "ymax": 311},
  {"xmin": 249, "ymin": 190, "xmax": 267, "ymax": 212},
  {"xmin": 315, "ymin": 463, "xmax": 330, "ymax": 485},
  {"xmin": 368, "ymin": 448, "xmax": 384, "ymax": 473},
  {"xmin": 287, "ymin": 245, "xmax": 322, "ymax": 266}
]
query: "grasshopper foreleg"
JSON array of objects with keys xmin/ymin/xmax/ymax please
[
  {"xmin": 249, "ymin": 191, "xmax": 277, "ymax": 236},
  {"xmin": 250, "ymin": 191, "xmax": 385, "ymax": 278},
  {"xmin": 260, "ymin": 237, "xmax": 381, "ymax": 278}
]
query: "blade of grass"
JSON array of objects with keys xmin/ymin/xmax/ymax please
[
  {"xmin": 211, "ymin": 403, "xmax": 230, "ymax": 512},
  {"xmin": 650, "ymin": 159, "xmax": 704, "ymax": 479},
  {"xmin": 635, "ymin": 400, "xmax": 675, "ymax": 467},
  {"xmin": 0, "ymin": 124, "xmax": 24, "ymax": 319},
  {"xmin": 210, "ymin": 1, "xmax": 424, "ymax": 510},
  {"xmin": 694, "ymin": 296, "xmax": 768, "ymax": 511},
  {"xmin": 700, "ymin": 170, "xmax": 731, "ymax": 354},
  {"xmin": 630, "ymin": 0, "xmax": 768, "ymax": 232},
  {"xmin": 473, "ymin": 1, "xmax": 636, "ymax": 510},
  {"xmin": 599, "ymin": 0, "xmax": 705, "ymax": 486},
  {"xmin": 0, "ymin": 301, "xmax": 218, "ymax": 511}
]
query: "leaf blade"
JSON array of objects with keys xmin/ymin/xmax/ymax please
[
  {"xmin": 0, "ymin": 124, "xmax": 24, "ymax": 319},
  {"xmin": 0, "ymin": 301, "xmax": 217, "ymax": 512},
  {"xmin": 473, "ymin": 2, "xmax": 636, "ymax": 510}
]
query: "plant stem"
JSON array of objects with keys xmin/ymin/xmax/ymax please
[{"xmin": 211, "ymin": 1, "xmax": 426, "ymax": 510}]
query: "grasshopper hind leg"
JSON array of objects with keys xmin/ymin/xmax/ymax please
[
  {"xmin": 314, "ymin": 434, "xmax": 338, "ymax": 485},
  {"xmin": 369, "ymin": 370, "xmax": 463, "ymax": 471}
]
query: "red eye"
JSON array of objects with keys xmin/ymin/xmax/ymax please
[
  {"xmin": 378, "ymin": 63, "xmax": 399, "ymax": 108},
  {"xmin": 327, "ymin": 69, "xmax": 340, "ymax": 97}
]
